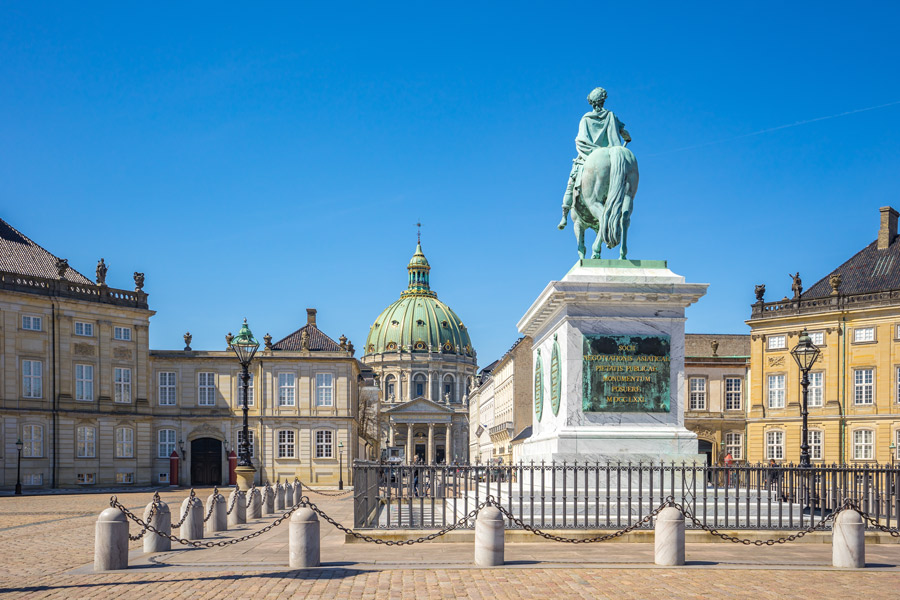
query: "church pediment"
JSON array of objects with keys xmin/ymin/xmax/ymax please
[{"xmin": 384, "ymin": 397, "xmax": 455, "ymax": 414}]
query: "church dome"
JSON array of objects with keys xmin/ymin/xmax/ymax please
[{"xmin": 364, "ymin": 242, "xmax": 475, "ymax": 358}]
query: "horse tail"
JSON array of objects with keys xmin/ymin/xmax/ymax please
[{"xmin": 600, "ymin": 146, "xmax": 628, "ymax": 248}]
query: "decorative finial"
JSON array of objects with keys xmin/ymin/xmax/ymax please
[
  {"xmin": 96, "ymin": 258, "xmax": 108, "ymax": 286},
  {"xmin": 264, "ymin": 333, "xmax": 273, "ymax": 350},
  {"xmin": 184, "ymin": 332, "xmax": 192, "ymax": 351},
  {"xmin": 416, "ymin": 221, "xmax": 422, "ymax": 244},
  {"xmin": 55, "ymin": 258, "xmax": 69, "ymax": 279},
  {"xmin": 133, "ymin": 271, "xmax": 145, "ymax": 292}
]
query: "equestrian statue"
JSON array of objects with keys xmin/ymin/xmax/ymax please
[{"xmin": 558, "ymin": 87, "xmax": 639, "ymax": 259}]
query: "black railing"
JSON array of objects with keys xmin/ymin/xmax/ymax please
[{"xmin": 352, "ymin": 461, "xmax": 900, "ymax": 531}]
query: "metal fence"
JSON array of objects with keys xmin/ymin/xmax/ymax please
[{"xmin": 352, "ymin": 461, "xmax": 900, "ymax": 531}]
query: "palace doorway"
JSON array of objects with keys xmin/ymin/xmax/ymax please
[{"xmin": 191, "ymin": 438, "xmax": 222, "ymax": 486}]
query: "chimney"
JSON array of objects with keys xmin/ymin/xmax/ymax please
[
  {"xmin": 879, "ymin": 206, "xmax": 898, "ymax": 250},
  {"xmin": 306, "ymin": 308, "xmax": 317, "ymax": 327}
]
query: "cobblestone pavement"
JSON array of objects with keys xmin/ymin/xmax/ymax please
[{"xmin": 1, "ymin": 488, "xmax": 900, "ymax": 599}]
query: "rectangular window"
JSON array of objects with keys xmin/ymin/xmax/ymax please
[
  {"xmin": 23, "ymin": 425, "xmax": 43, "ymax": 458},
  {"xmin": 767, "ymin": 335, "xmax": 786, "ymax": 350},
  {"xmin": 809, "ymin": 430, "xmax": 823, "ymax": 461},
  {"xmin": 278, "ymin": 373, "xmax": 296, "ymax": 406},
  {"xmin": 767, "ymin": 374, "xmax": 785, "ymax": 408},
  {"xmin": 158, "ymin": 372, "xmax": 176, "ymax": 405},
  {"xmin": 853, "ymin": 429, "xmax": 874, "ymax": 460},
  {"xmin": 766, "ymin": 430, "xmax": 784, "ymax": 460},
  {"xmin": 76, "ymin": 473, "xmax": 95, "ymax": 485},
  {"xmin": 116, "ymin": 427, "xmax": 134, "ymax": 458},
  {"xmin": 237, "ymin": 429, "xmax": 255, "ymax": 458},
  {"xmin": 114, "ymin": 367, "xmax": 132, "ymax": 403},
  {"xmin": 22, "ymin": 315, "xmax": 42, "ymax": 331},
  {"xmin": 158, "ymin": 429, "xmax": 176, "ymax": 458},
  {"xmin": 114, "ymin": 326, "xmax": 132, "ymax": 341},
  {"xmin": 315, "ymin": 430, "xmax": 333, "ymax": 458},
  {"xmin": 158, "ymin": 472, "xmax": 169, "ymax": 484},
  {"xmin": 115, "ymin": 472, "xmax": 134, "ymax": 484},
  {"xmin": 688, "ymin": 378, "xmax": 706, "ymax": 410},
  {"xmin": 198, "ymin": 372, "xmax": 216, "ymax": 406},
  {"xmin": 75, "ymin": 364, "xmax": 94, "ymax": 401},
  {"xmin": 237, "ymin": 373, "xmax": 254, "ymax": 407},
  {"xmin": 74, "ymin": 321, "xmax": 94, "ymax": 337},
  {"xmin": 724, "ymin": 432, "xmax": 742, "ymax": 460},
  {"xmin": 77, "ymin": 426, "xmax": 96, "ymax": 458},
  {"xmin": 854, "ymin": 369, "xmax": 874, "ymax": 405},
  {"xmin": 808, "ymin": 331, "xmax": 824, "ymax": 346},
  {"xmin": 853, "ymin": 327, "xmax": 875, "ymax": 343},
  {"xmin": 277, "ymin": 430, "xmax": 296, "ymax": 458},
  {"xmin": 23, "ymin": 473, "xmax": 43, "ymax": 486},
  {"xmin": 896, "ymin": 430, "xmax": 900, "ymax": 461},
  {"xmin": 22, "ymin": 359, "xmax": 42, "ymax": 398},
  {"xmin": 416, "ymin": 382, "xmax": 424, "ymax": 397},
  {"xmin": 316, "ymin": 373, "xmax": 333, "ymax": 407},
  {"xmin": 725, "ymin": 377, "xmax": 743, "ymax": 411},
  {"xmin": 808, "ymin": 371, "xmax": 824, "ymax": 407}
]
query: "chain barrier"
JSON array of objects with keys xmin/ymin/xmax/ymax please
[
  {"xmin": 300, "ymin": 480, "xmax": 355, "ymax": 498},
  {"xmin": 246, "ymin": 485, "xmax": 257, "ymax": 508},
  {"xmin": 127, "ymin": 491, "xmax": 161, "ymax": 541},
  {"xmin": 202, "ymin": 487, "xmax": 224, "ymax": 523},
  {"xmin": 226, "ymin": 486, "xmax": 240, "ymax": 515},
  {"xmin": 847, "ymin": 502, "xmax": 900, "ymax": 538},
  {"xmin": 169, "ymin": 489, "xmax": 201, "ymax": 529}
]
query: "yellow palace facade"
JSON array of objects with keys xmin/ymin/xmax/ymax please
[{"xmin": 746, "ymin": 207, "xmax": 900, "ymax": 465}]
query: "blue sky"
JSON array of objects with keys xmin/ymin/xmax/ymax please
[{"xmin": 2, "ymin": 2, "xmax": 899, "ymax": 363}]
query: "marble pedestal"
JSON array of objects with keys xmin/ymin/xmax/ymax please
[{"xmin": 517, "ymin": 259, "xmax": 707, "ymax": 465}]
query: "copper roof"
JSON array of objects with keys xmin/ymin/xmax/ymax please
[
  {"xmin": 0, "ymin": 217, "xmax": 92, "ymax": 284},
  {"xmin": 272, "ymin": 324, "xmax": 343, "ymax": 352}
]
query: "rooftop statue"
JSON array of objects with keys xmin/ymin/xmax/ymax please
[{"xmin": 558, "ymin": 87, "xmax": 639, "ymax": 259}]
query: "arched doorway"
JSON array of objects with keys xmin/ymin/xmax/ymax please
[{"xmin": 191, "ymin": 438, "xmax": 222, "ymax": 486}]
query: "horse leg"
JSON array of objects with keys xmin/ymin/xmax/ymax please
[
  {"xmin": 619, "ymin": 192, "xmax": 633, "ymax": 260},
  {"xmin": 591, "ymin": 228, "xmax": 604, "ymax": 259},
  {"xmin": 574, "ymin": 218, "xmax": 587, "ymax": 259}
]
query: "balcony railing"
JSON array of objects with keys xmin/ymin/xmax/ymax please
[{"xmin": 0, "ymin": 270, "xmax": 148, "ymax": 309}]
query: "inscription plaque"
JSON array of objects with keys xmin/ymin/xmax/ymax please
[{"xmin": 582, "ymin": 334, "xmax": 670, "ymax": 412}]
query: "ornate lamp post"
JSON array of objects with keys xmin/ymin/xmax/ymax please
[
  {"xmin": 791, "ymin": 329, "xmax": 821, "ymax": 468},
  {"xmin": 338, "ymin": 441, "xmax": 345, "ymax": 490},
  {"xmin": 15, "ymin": 438, "xmax": 23, "ymax": 495},
  {"xmin": 229, "ymin": 318, "xmax": 260, "ymax": 490}
]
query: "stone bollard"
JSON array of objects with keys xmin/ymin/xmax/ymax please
[
  {"xmin": 205, "ymin": 492, "xmax": 227, "ymax": 534},
  {"xmin": 143, "ymin": 499, "xmax": 171, "ymax": 553},
  {"xmin": 833, "ymin": 510, "xmax": 866, "ymax": 568},
  {"xmin": 275, "ymin": 483, "xmax": 285, "ymax": 511},
  {"xmin": 289, "ymin": 507, "xmax": 321, "ymax": 568},
  {"xmin": 294, "ymin": 480, "xmax": 303, "ymax": 505},
  {"xmin": 655, "ymin": 506, "xmax": 686, "ymax": 566},
  {"xmin": 474, "ymin": 506, "xmax": 504, "ymax": 567},
  {"xmin": 180, "ymin": 496, "xmax": 204, "ymax": 540},
  {"xmin": 248, "ymin": 488, "xmax": 262, "ymax": 519},
  {"xmin": 228, "ymin": 488, "xmax": 246, "ymax": 526},
  {"xmin": 285, "ymin": 482, "xmax": 294, "ymax": 507},
  {"xmin": 94, "ymin": 507, "xmax": 129, "ymax": 571},
  {"xmin": 265, "ymin": 484, "xmax": 275, "ymax": 515}
]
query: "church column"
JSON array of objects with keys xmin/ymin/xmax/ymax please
[
  {"xmin": 389, "ymin": 422, "xmax": 395, "ymax": 447},
  {"xmin": 455, "ymin": 375, "xmax": 461, "ymax": 404},
  {"xmin": 427, "ymin": 371, "xmax": 434, "ymax": 401},
  {"xmin": 446, "ymin": 422, "xmax": 453, "ymax": 463},
  {"xmin": 407, "ymin": 373, "xmax": 413, "ymax": 402},
  {"xmin": 406, "ymin": 423, "xmax": 413, "ymax": 464},
  {"xmin": 427, "ymin": 423, "xmax": 434, "ymax": 464}
]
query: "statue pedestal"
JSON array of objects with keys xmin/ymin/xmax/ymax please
[
  {"xmin": 517, "ymin": 259, "xmax": 707, "ymax": 464},
  {"xmin": 235, "ymin": 465, "xmax": 257, "ymax": 491}
]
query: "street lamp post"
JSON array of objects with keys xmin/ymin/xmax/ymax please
[
  {"xmin": 791, "ymin": 329, "xmax": 821, "ymax": 468},
  {"xmin": 15, "ymin": 438, "xmax": 23, "ymax": 495},
  {"xmin": 338, "ymin": 441, "xmax": 344, "ymax": 490},
  {"xmin": 229, "ymin": 318, "xmax": 260, "ymax": 491}
]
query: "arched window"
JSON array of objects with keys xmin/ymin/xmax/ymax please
[
  {"xmin": 443, "ymin": 374, "xmax": 455, "ymax": 402},
  {"xmin": 384, "ymin": 375, "xmax": 396, "ymax": 401},
  {"xmin": 414, "ymin": 373, "xmax": 426, "ymax": 398}
]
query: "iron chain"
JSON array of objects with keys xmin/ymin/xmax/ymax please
[
  {"xmin": 169, "ymin": 489, "xmax": 200, "ymax": 529},
  {"xmin": 202, "ymin": 487, "xmax": 224, "ymax": 523},
  {"xmin": 300, "ymin": 481, "xmax": 355, "ymax": 498},
  {"xmin": 128, "ymin": 491, "xmax": 161, "ymax": 541},
  {"xmin": 246, "ymin": 486, "xmax": 257, "ymax": 508},
  {"xmin": 226, "ymin": 486, "xmax": 240, "ymax": 515}
]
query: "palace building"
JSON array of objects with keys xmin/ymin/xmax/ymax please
[
  {"xmin": 361, "ymin": 241, "xmax": 476, "ymax": 464},
  {"xmin": 0, "ymin": 217, "xmax": 367, "ymax": 490},
  {"xmin": 746, "ymin": 206, "xmax": 900, "ymax": 464}
]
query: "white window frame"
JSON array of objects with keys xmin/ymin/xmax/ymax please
[
  {"xmin": 808, "ymin": 371, "xmax": 824, "ymax": 408},
  {"xmin": 76, "ymin": 473, "xmax": 95, "ymax": 485},
  {"xmin": 22, "ymin": 359, "xmax": 42, "ymax": 399},
  {"xmin": 114, "ymin": 326, "xmax": 132, "ymax": 341},
  {"xmin": 278, "ymin": 373, "xmax": 296, "ymax": 406},
  {"xmin": 74, "ymin": 321, "xmax": 94, "ymax": 337},
  {"xmin": 277, "ymin": 430, "xmax": 296, "ymax": 459},
  {"xmin": 158, "ymin": 429, "xmax": 176, "ymax": 458},
  {"xmin": 23, "ymin": 424, "xmax": 43, "ymax": 458},
  {"xmin": 767, "ymin": 335, "xmax": 786, "ymax": 350},
  {"xmin": 724, "ymin": 432, "xmax": 742, "ymax": 460},
  {"xmin": 22, "ymin": 315, "xmax": 42, "ymax": 331},
  {"xmin": 766, "ymin": 430, "xmax": 784, "ymax": 460},
  {"xmin": 385, "ymin": 375, "xmax": 396, "ymax": 400},
  {"xmin": 75, "ymin": 364, "xmax": 94, "ymax": 401},
  {"xmin": 725, "ymin": 377, "xmax": 742, "ymax": 411},
  {"xmin": 854, "ymin": 368, "xmax": 874, "ymax": 405},
  {"xmin": 236, "ymin": 373, "xmax": 254, "ymax": 407},
  {"xmin": 23, "ymin": 473, "xmax": 43, "ymax": 486},
  {"xmin": 896, "ymin": 430, "xmax": 900, "ymax": 461},
  {"xmin": 853, "ymin": 327, "xmax": 875, "ymax": 343},
  {"xmin": 114, "ymin": 367, "xmax": 132, "ymax": 403},
  {"xmin": 809, "ymin": 429, "xmax": 823, "ymax": 461},
  {"xmin": 76, "ymin": 426, "xmax": 96, "ymax": 458},
  {"xmin": 237, "ymin": 429, "xmax": 255, "ymax": 458},
  {"xmin": 198, "ymin": 372, "xmax": 216, "ymax": 406},
  {"xmin": 316, "ymin": 373, "xmax": 334, "ymax": 407},
  {"xmin": 767, "ymin": 374, "xmax": 785, "ymax": 409},
  {"xmin": 158, "ymin": 472, "xmax": 169, "ymax": 484},
  {"xmin": 688, "ymin": 377, "xmax": 706, "ymax": 410},
  {"xmin": 116, "ymin": 427, "xmax": 134, "ymax": 458},
  {"xmin": 443, "ymin": 376, "xmax": 455, "ymax": 401},
  {"xmin": 808, "ymin": 331, "xmax": 824, "ymax": 346},
  {"xmin": 115, "ymin": 472, "xmax": 134, "ymax": 484},
  {"xmin": 315, "ymin": 429, "xmax": 334, "ymax": 458},
  {"xmin": 853, "ymin": 429, "xmax": 874, "ymax": 460},
  {"xmin": 158, "ymin": 372, "xmax": 176, "ymax": 406}
]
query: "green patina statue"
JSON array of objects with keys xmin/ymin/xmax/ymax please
[{"xmin": 558, "ymin": 87, "xmax": 640, "ymax": 260}]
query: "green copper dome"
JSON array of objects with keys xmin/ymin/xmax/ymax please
[{"xmin": 364, "ymin": 242, "xmax": 475, "ymax": 358}]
